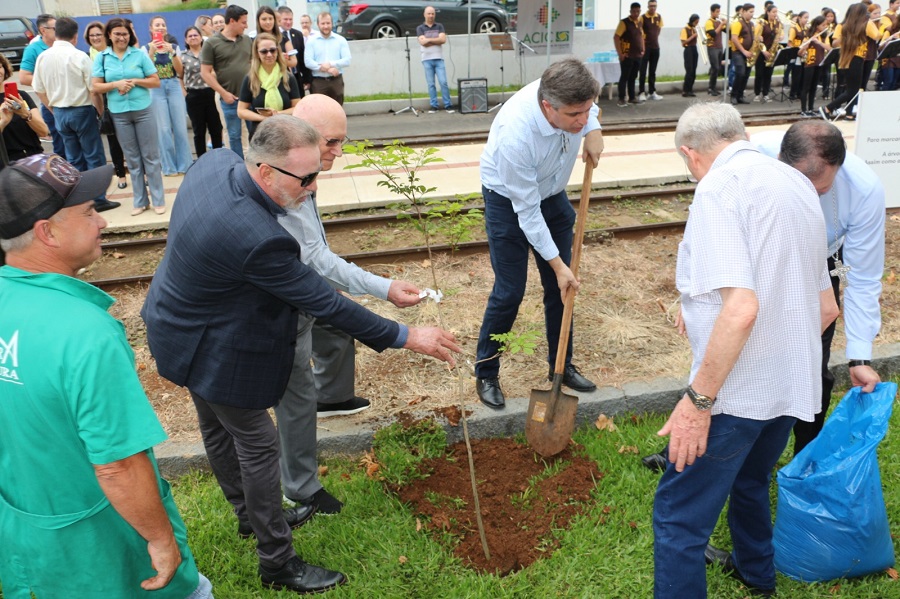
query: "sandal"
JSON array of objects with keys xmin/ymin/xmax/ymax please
[{"xmin": 131, "ymin": 207, "xmax": 147, "ymax": 216}]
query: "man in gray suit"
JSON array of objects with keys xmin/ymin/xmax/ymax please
[
  {"xmin": 276, "ymin": 94, "xmax": 423, "ymax": 515},
  {"xmin": 142, "ymin": 116, "xmax": 459, "ymax": 594}
]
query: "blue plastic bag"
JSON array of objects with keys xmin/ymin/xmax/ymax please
[{"xmin": 773, "ymin": 382, "xmax": 897, "ymax": 582}]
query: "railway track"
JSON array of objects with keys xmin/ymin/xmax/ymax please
[
  {"xmin": 370, "ymin": 112, "xmax": 805, "ymax": 148},
  {"xmin": 89, "ymin": 184, "xmax": 695, "ymax": 291}
]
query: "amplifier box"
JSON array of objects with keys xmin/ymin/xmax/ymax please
[{"xmin": 458, "ymin": 78, "xmax": 488, "ymax": 114}]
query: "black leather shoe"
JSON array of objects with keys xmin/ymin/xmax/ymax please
[
  {"xmin": 260, "ymin": 556, "xmax": 346, "ymax": 594},
  {"xmin": 705, "ymin": 544, "xmax": 776, "ymax": 596},
  {"xmin": 550, "ymin": 364, "xmax": 597, "ymax": 392},
  {"xmin": 736, "ymin": 98, "xmax": 751, "ymax": 104},
  {"xmin": 641, "ymin": 451, "xmax": 668, "ymax": 473},
  {"xmin": 238, "ymin": 504, "xmax": 316, "ymax": 539},
  {"xmin": 476, "ymin": 377, "xmax": 505, "ymax": 409},
  {"xmin": 94, "ymin": 200, "xmax": 121, "ymax": 212}
]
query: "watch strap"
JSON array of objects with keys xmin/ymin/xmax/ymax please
[{"xmin": 848, "ymin": 359, "xmax": 871, "ymax": 368}]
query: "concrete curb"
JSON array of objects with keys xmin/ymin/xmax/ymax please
[{"xmin": 156, "ymin": 342, "xmax": 900, "ymax": 478}]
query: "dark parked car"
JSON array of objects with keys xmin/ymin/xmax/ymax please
[
  {"xmin": 337, "ymin": 0, "xmax": 508, "ymax": 40},
  {"xmin": 0, "ymin": 17, "xmax": 37, "ymax": 69}
]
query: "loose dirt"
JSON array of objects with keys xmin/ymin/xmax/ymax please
[
  {"xmin": 395, "ymin": 438, "xmax": 604, "ymax": 575},
  {"xmin": 102, "ymin": 212, "xmax": 900, "ymax": 444}
]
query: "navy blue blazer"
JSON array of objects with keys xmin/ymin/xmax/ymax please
[{"xmin": 141, "ymin": 149, "xmax": 400, "ymax": 410}]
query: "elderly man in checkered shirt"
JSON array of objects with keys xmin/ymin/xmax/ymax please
[{"xmin": 651, "ymin": 103, "xmax": 840, "ymax": 599}]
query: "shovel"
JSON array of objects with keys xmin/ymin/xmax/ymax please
[{"xmin": 526, "ymin": 161, "xmax": 594, "ymax": 457}]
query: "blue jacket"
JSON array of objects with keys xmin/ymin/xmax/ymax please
[{"xmin": 141, "ymin": 149, "xmax": 401, "ymax": 409}]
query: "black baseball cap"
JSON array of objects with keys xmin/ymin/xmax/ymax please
[{"xmin": 0, "ymin": 153, "xmax": 114, "ymax": 239}]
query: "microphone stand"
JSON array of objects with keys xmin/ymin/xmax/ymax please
[
  {"xmin": 395, "ymin": 32, "xmax": 419, "ymax": 116},
  {"xmin": 508, "ymin": 31, "xmax": 536, "ymax": 88}
]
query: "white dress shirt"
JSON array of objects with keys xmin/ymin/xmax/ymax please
[{"xmin": 31, "ymin": 40, "xmax": 94, "ymax": 107}]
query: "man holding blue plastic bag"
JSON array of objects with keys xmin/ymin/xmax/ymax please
[{"xmin": 652, "ymin": 103, "xmax": 840, "ymax": 599}]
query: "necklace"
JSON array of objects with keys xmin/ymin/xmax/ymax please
[{"xmin": 829, "ymin": 188, "xmax": 851, "ymax": 285}]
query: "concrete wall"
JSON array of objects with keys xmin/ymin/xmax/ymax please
[{"xmin": 342, "ymin": 28, "xmax": 694, "ymax": 99}]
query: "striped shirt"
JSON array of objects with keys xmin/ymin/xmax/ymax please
[
  {"xmin": 480, "ymin": 79, "xmax": 601, "ymax": 261},
  {"xmin": 677, "ymin": 141, "xmax": 830, "ymax": 422}
]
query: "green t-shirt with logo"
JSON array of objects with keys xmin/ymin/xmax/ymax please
[{"xmin": 0, "ymin": 266, "xmax": 199, "ymax": 598}]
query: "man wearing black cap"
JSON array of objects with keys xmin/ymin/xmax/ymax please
[{"xmin": 0, "ymin": 154, "xmax": 211, "ymax": 598}]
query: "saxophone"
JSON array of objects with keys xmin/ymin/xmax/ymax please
[
  {"xmin": 747, "ymin": 28, "xmax": 763, "ymax": 64},
  {"xmin": 765, "ymin": 20, "xmax": 783, "ymax": 66}
]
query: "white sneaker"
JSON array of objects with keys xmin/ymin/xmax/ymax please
[
  {"xmin": 649, "ymin": 92, "xmax": 664, "ymax": 100},
  {"xmin": 445, "ymin": 108, "xmax": 455, "ymax": 114},
  {"xmin": 637, "ymin": 92, "xmax": 647, "ymax": 102},
  {"xmin": 427, "ymin": 109, "xmax": 437, "ymax": 114},
  {"xmin": 833, "ymin": 107, "xmax": 846, "ymax": 120},
  {"xmin": 762, "ymin": 96, "xmax": 771, "ymax": 103},
  {"xmin": 752, "ymin": 94, "xmax": 762, "ymax": 103}
]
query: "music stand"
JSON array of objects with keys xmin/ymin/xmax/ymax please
[
  {"xmin": 488, "ymin": 33, "xmax": 514, "ymax": 112},
  {"xmin": 772, "ymin": 46, "xmax": 799, "ymax": 101},
  {"xmin": 878, "ymin": 38, "xmax": 900, "ymax": 61},
  {"xmin": 820, "ymin": 48, "xmax": 840, "ymax": 101}
]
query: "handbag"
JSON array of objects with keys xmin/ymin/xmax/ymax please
[{"xmin": 98, "ymin": 54, "xmax": 116, "ymax": 136}]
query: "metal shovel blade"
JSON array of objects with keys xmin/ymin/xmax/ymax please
[{"xmin": 526, "ymin": 374, "xmax": 579, "ymax": 457}]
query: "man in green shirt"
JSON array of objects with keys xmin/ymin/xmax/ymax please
[
  {"xmin": 201, "ymin": 4, "xmax": 252, "ymax": 158},
  {"xmin": 0, "ymin": 154, "xmax": 211, "ymax": 598}
]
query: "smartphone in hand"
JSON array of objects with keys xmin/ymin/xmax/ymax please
[
  {"xmin": 4, "ymin": 82, "xmax": 19, "ymax": 99},
  {"xmin": 255, "ymin": 107, "xmax": 275, "ymax": 116}
]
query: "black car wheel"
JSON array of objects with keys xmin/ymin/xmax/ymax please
[
  {"xmin": 475, "ymin": 17, "xmax": 501, "ymax": 34},
  {"xmin": 373, "ymin": 21, "xmax": 401, "ymax": 38}
]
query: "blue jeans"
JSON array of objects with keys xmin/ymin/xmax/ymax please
[
  {"xmin": 111, "ymin": 107, "xmax": 165, "ymax": 209},
  {"xmin": 423, "ymin": 59, "xmax": 452, "ymax": 109},
  {"xmin": 40, "ymin": 104, "xmax": 66, "ymax": 159},
  {"xmin": 653, "ymin": 413, "xmax": 796, "ymax": 598},
  {"xmin": 53, "ymin": 105, "xmax": 107, "ymax": 201},
  {"xmin": 475, "ymin": 187, "xmax": 575, "ymax": 379},
  {"xmin": 185, "ymin": 573, "xmax": 214, "ymax": 599},
  {"xmin": 151, "ymin": 77, "xmax": 193, "ymax": 175},
  {"xmin": 219, "ymin": 98, "xmax": 243, "ymax": 159}
]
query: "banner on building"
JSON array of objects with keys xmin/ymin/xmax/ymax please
[{"xmin": 515, "ymin": 0, "xmax": 574, "ymax": 55}]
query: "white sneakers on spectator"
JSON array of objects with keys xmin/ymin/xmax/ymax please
[
  {"xmin": 637, "ymin": 92, "xmax": 647, "ymax": 102},
  {"xmin": 649, "ymin": 92, "xmax": 663, "ymax": 100}
]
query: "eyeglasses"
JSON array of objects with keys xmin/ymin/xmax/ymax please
[
  {"xmin": 258, "ymin": 163, "xmax": 320, "ymax": 187},
  {"xmin": 41, "ymin": 26, "xmax": 56, "ymax": 30},
  {"xmin": 324, "ymin": 136, "xmax": 349, "ymax": 148},
  {"xmin": 89, "ymin": 33, "xmax": 104, "ymax": 38},
  {"xmin": 111, "ymin": 32, "xmax": 131, "ymax": 38},
  {"xmin": 258, "ymin": 48, "xmax": 278, "ymax": 55}
]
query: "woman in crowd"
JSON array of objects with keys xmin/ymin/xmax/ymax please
[
  {"xmin": 788, "ymin": 11, "xmax": 809, "ymax": 100},
  {"xmin": 212, "ymin": 14, "xmax": 226, "ymax": 34},
  {"xmin": 680, "ymin": 14, "xmax": 699, "ymax": 97},
  {"xmin": 753, "ymin": 4, "xmax": 782, "ymax": 102},
  {"xmin": 146, "ymin": 16, "xmax": 192, "ymax": 175},
  {"xmin": 799, "ymin": 15, "xmax": 831, "ymax": 116},
  {"xmin": 183, "ymin": 26, "xmax": 223, "ymax": 158},
  {"xmin": 195, "ymin": 15, "xmax": 214, "ymax": 39},
  {"xmin": 862, "ymin": 4, "xmax": 882, "ymax": 90},
  {"xmin": 236, "ymin": 33, "xmax": 301, "ymax": 140},
  {"xmin": 821, "ymin": 2, "xmax": 881, "ymax": 119},
  {"xmin": 92, "ymin": 18, "xmax": 166, "ymax": 215},
  {"xmin": 252, "ymin": 6, "xmax": 297, "ymax": 69},
  {"xmin": 0, "ymin": 54, "xmax": 48, "ymax": 168},
  {"xmin": 820, "ymin": 7, "xmax": 838, "ymax": 97},
  {"xmin": 84, "ymin": 20, "xmax": 128, "ymax": 189}
]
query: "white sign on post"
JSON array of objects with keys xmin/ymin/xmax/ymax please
[
  {"xmin": 515, "ymin": 0, "xmax": 575, "ymax": 55},
  {"xmin": 854, "ymin": 90, "xmax": 900, "ymax": 208}
]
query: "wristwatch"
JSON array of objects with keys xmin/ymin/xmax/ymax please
[
  {"xmin": 686, "ymin": 385, "xmax": 714, "ymax": 411},
  {"xmin": 848, "ymin": 359, "xmax": 871, "ymax": 368}
]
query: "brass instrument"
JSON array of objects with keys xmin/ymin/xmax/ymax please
[
  {"xmin": 697, "ymin": 25, "xmax": 710, "ymax": 65},
  {"xmin": 765, "ymin": 20, "xmax": 783, "ymax": 66},
  {"xmin": 748, "ymin": 35, "xmax": 763, "ymax": 64}
]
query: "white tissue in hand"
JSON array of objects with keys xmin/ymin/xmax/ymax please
[{"xmin": 418, "ymin": 288, "xmax": 443, "ymax": 303}]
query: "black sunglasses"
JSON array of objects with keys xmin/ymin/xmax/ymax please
[
  {"xmin": 258, "ymin": 163, "xmax": 319, "ymax": 187},
  {"xmin": 258, "ymin": 48, "xmax": 278, "ymax": 55}
]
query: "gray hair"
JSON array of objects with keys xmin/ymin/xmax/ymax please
[
  {"xmin": 0, "ymin": 230, "xmax": 35, "ymax": 253},
  {"xmin": 538, "ymin": 58, "xmax": 600, "ymax": 108},
  {"xmin": 674, "ymin": 103, "xmax": 746, "ymax": 154},
  {"xmin": 244, "ymin": 115, "xmax": 320, "ymax": 167}
]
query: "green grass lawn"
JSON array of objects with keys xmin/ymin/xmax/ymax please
[{"xmin": 166, "ymin": 387, "xmax": 900, "ymax": 598}]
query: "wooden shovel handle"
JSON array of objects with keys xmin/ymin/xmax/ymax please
[{"xmin": 552, "ymin": 161, "xmax": 594, "ymax": 376}]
